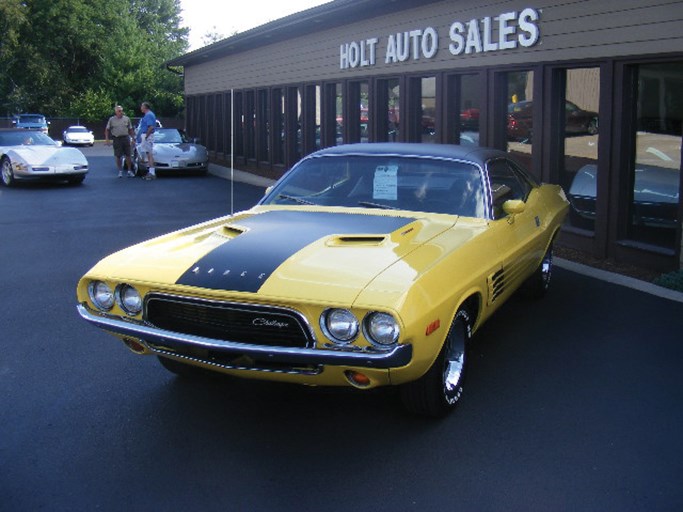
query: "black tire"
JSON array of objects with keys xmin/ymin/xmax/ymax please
[
  {"xmin": 157, "ymin": 355, "xmax": 204, "ymax": 377},
  {"xmin": 521, "ymin": 243, "xmax": 553, "ymax": 298},
  {"xmin": 1, "ymin": 157, "xmax": 16, "ymax": 187},
  {"xmin": 400, "ymin": 309, "xmax": 471, "ymax": 417}
]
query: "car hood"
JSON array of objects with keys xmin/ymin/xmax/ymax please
[
  {"xmin": 570, "ymin": 163, "xmax": 679, "ymax": 203},
  {"xmin": 154, "ymin": 143, "xmax": 206, "ymax": 157},
  {"xmin": 89, "ymin": 207, "xmax": 486, "ymax": 305},
  {"xmin": 9, "ymin": 146, "xmax": 86, "ymax": 164}
]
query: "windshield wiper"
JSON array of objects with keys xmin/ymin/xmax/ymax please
[
  {"xmin": 358, "ymin": 201, "xmax": 398, "ymax": 210},
  {"xmin": 277, "ymin": 194, "xmax": 316, "ymax": 205}
]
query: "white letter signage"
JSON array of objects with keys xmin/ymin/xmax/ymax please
[{"xmin": 340, "ymin": 7, "xmax": 541, "ymax": 70}]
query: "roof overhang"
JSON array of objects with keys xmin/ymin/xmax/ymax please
[{"xmin": 167, "ymin": 0, "xmax": 442, "ymax": 68}]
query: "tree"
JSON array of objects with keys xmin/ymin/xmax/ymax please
[
  {"xmin": 0, "ymin": 0, "xmax": 189, "ymax": 120},
  {"xmin": 201, "ymin": 27, "xmax": 226, "ymax": 47}
]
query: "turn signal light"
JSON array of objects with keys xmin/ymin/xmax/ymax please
[{"xmin": 345, "ymin": 370, "xmax": 371, "ymax": 388}]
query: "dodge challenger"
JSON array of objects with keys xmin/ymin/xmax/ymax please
[{"xmin": 76, "ymin": 143, "xmax": 569, "ymax": 416}]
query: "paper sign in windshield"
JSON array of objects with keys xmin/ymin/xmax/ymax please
[{"xmin": 373, "ymin": 165, "xmax": 398, "ymax": 200}]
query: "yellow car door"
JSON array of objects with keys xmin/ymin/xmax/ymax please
[{"xmin": 485, "ymin": 158, "xmax": 546, "ymax": 306}]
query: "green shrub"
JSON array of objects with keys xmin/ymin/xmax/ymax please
[{"xmin": 653, "ymin": 270, "xmax": 683, "ymax": 292}]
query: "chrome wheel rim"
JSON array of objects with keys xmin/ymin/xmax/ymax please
[{"xmin": 442, "ymin": 321, "xmax": 466, "ymax": 404}]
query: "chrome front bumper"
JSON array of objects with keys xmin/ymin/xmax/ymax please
[{"xmin": 77, "ymin": 304, "xmax": 412, "ymax": 370}]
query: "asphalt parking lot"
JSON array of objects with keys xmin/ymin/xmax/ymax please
[{"xmin": 1, "ymin": 143, "xmax": 682, "ymax": 511}]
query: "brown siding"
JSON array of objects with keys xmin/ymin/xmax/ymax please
[{"xmin": 183, "ymin": 0, "xmax": 683, "ymax": 94}]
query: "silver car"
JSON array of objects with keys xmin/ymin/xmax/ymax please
[
  {"xmin": 0, "ymin": 129, "xmax": 89, "ymax": 186},
  {"xmin": 135, "ymin": 128, "xmax": 208, "ymax": 175}
]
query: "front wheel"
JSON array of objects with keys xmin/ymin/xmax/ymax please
[
  {"xmin": 1, "ymin": 157, "xmax": 16, "ymax": 187},
  {"xmin": 400, "ymin": 309, "xmax": 471, "ymax": 417}
]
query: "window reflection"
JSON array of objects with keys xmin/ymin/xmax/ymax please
[
  {"xmin": 629, "ymin": 62, "xmax": 682, "ymax": 249},
  {"xmin": 562, "ymin": 68, "xmax": 601, "ymax": 231},
  {"xmin": 315, "ymin": 85, "xmax": 322, "ymax": 150},
  {"xmin": 387, "ymin": 79, "xmax": 400, "ymax": 141},
  {"xmin": 459, "ymin": 74, "xmax": 480, "ymax": 146},
  {"xmin": 506, "ymin": 70, "xmax": 534, "ymax": 173},
  {"xmin": 421, "ymin": 77, "xmax": 436, "ymax": 143},
  {"xmin": 336, "ymin": 83, "xmax": 344, "ymax": 145},
  {"xmin": 360, "ymin": 82, "xmax": 369, "ymax": 143}
]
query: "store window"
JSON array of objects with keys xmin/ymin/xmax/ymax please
[
  {"xmin": 629, "ymin": 62, "xmax": 682, "ymax": 250},
  {"xmin": 244, "ymin": 90, "xmax": 255, "ymax": 160},
  {"xmin": 347, "ymin": 81, "xmax": 369, "ymax": 143},
  {"xmin": 233, "ymin": 91, "xmax": 243, "ymax": 158},
  {"xmin": 336, "ymin": 83, "xmax": 344, "ymax": 145},
  {"xmin": 257, "ymin": 89, "xmax": 270, "ymax": 162},
  {"xmin": 272, "ymin": 88, "xmax": 285, "ymax": 164},
  {"xmin": 215, "ymin": 93, "xmax": 224, "ymax": 155},
  {"xmin": 296, "ymin": 87, "xmax": 303, "ymax": 160},
  {"xmin": 315, "ymin": 85, "xmax": 322, "ymax": 150},
  {"xmin": 377, "ymin": 78, "xmax": 400, "ymax": 142},
  {"xmin": 387, "ymin": 79, "xmax": 400, "ymax": 142},
  {"xmin": 222, "ymin": 91, "xmax": 232, "ymax": 158},
  {"xmin": 506, "ymin": 70, "xmax": 534, "ymax": 172},
  {"xmin": 421, "ymin": 77, "xmax": 436, "ymax": 143},
  {"xmin": 446, "ymin": 74, "xmax": 481, "ymax": 146},
  {"xmin": 359, "ymin": 81, "xmax": 369, "ymax": 143},
  {"xmin": 561, "ymin": 67, "xmax": 601, "ymax": 231}
]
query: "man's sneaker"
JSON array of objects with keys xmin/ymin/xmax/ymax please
[
  {"xmin": 118, "ymin": 171, "xmax": 123, "ymax": 178},
  {"xmin": 127, "ymin": 171, "xmax": 135, "ymax": 178},
  {"xmin": 143, "ymin": 173, "xmax": 156, "ymax": 180}
]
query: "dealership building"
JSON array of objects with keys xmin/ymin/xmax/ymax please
[{"xmin": 168, "ymin": 0, "xmax": 683, "ymax": 273}]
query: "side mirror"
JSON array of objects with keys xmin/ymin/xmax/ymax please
[{"xmin": 502, "ymin": 199, "xmax": 526, "ymax": 215}]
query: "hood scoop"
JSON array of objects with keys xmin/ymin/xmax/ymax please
[
  {"xmin": 221, "ymin": 225, "xmax": 246, "ymax": 238},
  {"xmin": 328, "ymin": 235, "xmax": 387, "ymax": 246}
]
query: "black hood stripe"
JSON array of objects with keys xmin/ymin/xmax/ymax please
[{"xmin": 176, "ymin": 210, "xmax": 415, "ymax": 292}]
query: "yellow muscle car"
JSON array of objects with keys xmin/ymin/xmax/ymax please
[{"xmin": 76, "ymin": 143, "xmax": 569, "ymax": 416}]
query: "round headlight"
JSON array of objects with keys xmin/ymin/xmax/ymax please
[
  {"xmin": 321, "ymin": 308, "xmax": 359, "ymax": 344},
  {"xmin": 88, "ymin": 281, "xmax": 114, "ymax": 311},
  {"xmin": 364, "ymin": 312, "xmax": 400, "ymax": 346},
  {"xmin": 117, "ymin": 284, "xmax": 143, "ymax": 315}
]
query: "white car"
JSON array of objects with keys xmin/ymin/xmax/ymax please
[
  {"xmin": 135, "ymin": 128, "xmax": 208, "ymax": 175},
  {"xmin": 62, "ymin": 125, "xmax": 95, "ymax": 146},
  {"xmin": 0, "ymin": 129, "xmax": 89, "ymax": 186}
]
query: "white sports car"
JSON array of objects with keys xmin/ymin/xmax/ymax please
[
  {"xmin": 62, "ymin": 125, "xmax": 95, "ymax": 146},
  {"xmin": 135, "ymin": 128, "xmax": 208, "ymax": 175},
  {"xmin": 0, "ymin": 129, "xmax": 89, "ymax": 186}
]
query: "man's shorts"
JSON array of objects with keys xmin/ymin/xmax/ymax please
[
  {"xmin": 139, "ymin": 133, "xmax": 155, "ymax": 154},
  {"xmin": 112, "ymin": 136, "xmax": 132, "ymax": 158}
]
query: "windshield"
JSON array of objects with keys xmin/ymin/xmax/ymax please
[
  {"xmin": 18, "ymin": 115, "xmax": 46, "ymax": 124},
  {"xmin": 262, "ymin": 154, "xmax": 486, "ymax": 217},
  {"xmin": 67, "ymin": 127, "xmax": 89, "ymax": 133},
  {"xmin": 0, "ymin": 131, "xmax": 57, "ymax": 146},
  {"xmin": 154, "ymin": 128, "xmax": 185, "ymax": 144}
]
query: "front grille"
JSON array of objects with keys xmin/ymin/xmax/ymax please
[{"xmin": 145, "ymin": 294, "xmax": 314, "ymax": 349}]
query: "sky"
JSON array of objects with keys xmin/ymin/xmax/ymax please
[{"xmin": 179, "ymin": 0, "xmax": 328, "ymax": 51}]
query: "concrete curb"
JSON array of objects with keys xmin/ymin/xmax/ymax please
[
  {"xmin": 556, "ymin": 258, "xmax": 683, "ymax": 303},
  {"xmin": 209, "ymin": 163, "xmax": 683, "ymax": 304},
  {"xmin": 208, "ymin": 163, "xmax": 276, "ymax": 188}
]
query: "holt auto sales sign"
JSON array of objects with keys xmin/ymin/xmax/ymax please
[{"xmin": 339, "ymin": 7, "xmax": 541, "ymax": 70}]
